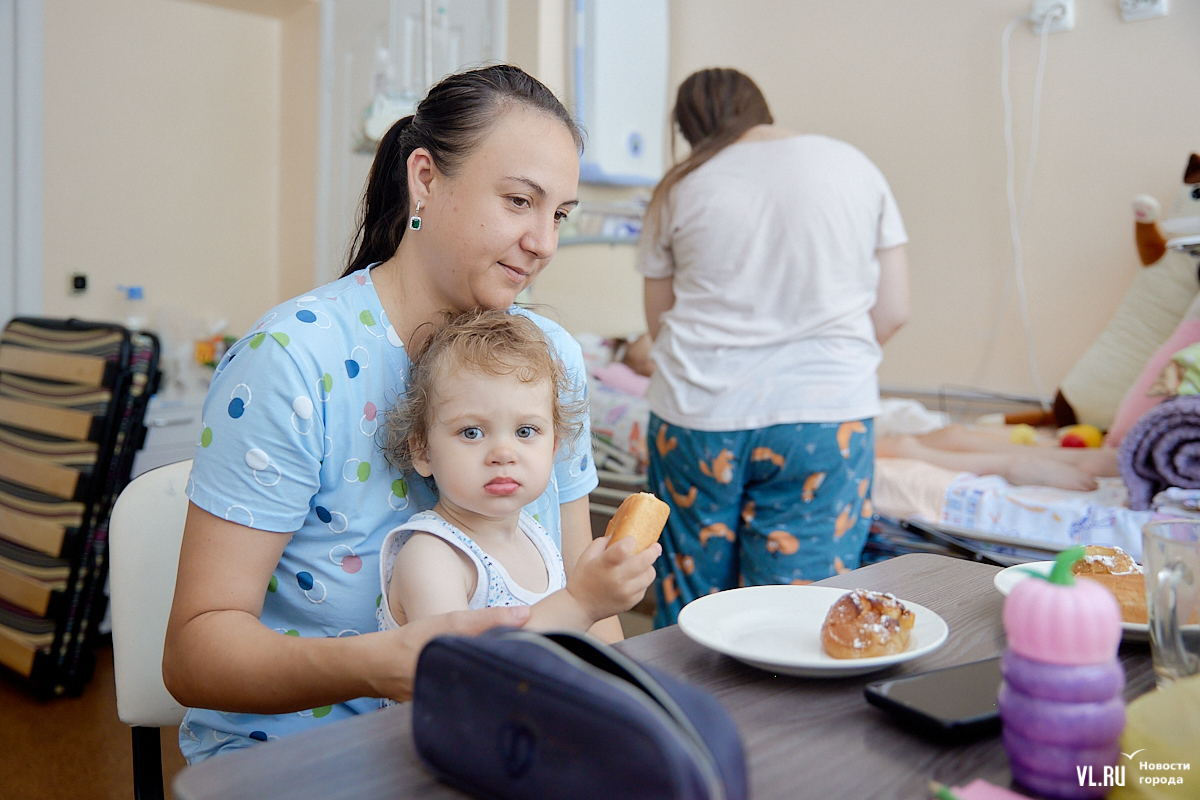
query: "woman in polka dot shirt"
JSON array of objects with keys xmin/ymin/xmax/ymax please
[{"xmin": 163, "ymin": 66, "xmax": 602, "ymax": 763}]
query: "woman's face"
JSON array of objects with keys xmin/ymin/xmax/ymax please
[{"xmin": 418, "ymin": 105, "xmax": 580, "ymax": 312}]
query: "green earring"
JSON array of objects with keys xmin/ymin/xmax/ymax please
[{"xmin": 408, "ymin": 201, "xmax": 422, "ymax": 231}]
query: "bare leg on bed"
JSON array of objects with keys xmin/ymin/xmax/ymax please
[
  {"xmin": 912, "ymin": 424, "xmax": 1119, "ymax": 478},
  {"xmin": 876, "ymin": 434, "xmax": 1100, "ymax": 492}
]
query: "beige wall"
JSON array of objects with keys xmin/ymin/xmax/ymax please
[
  {"xmin": 278, "ymin": 1, "xmax": 320, "ymax": 301},
  {"xmin": 509, "ymin": 0, "xmax": 647, "ymax": 339},
  {"xmin": 538, "ymin": 0, "xmax": 1200, "ymax": 398},
  {"xmin": 41, "ymin": 0, "xmax": 1200, "ymax": 400},
  {"xmin": 674, "ymin": 0, "xmax": 1200, "ymax": 397},
  {"xmin": 43, "ymin": 0, "xmax": 317, "ymax": 343},
  {"xmin": 528, "ymin": 186, "xmax": 646, "ymax": 338}
]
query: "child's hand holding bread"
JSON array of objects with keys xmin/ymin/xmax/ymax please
[{"xmin": 565, "ymin": 493, "xmax": 669, "ymax": 623}]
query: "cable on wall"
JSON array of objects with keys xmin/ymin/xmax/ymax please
[{"xmin": 973, "ymin": 5, "xmax": 1064, "ymax": 408}]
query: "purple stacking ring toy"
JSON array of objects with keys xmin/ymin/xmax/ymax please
[{"xmin": 998, "ymin": 546, "xmax": 1126, "ymax": 799}]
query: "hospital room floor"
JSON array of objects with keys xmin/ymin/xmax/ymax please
[
  {"xmin": 619, "ymin": 608, "xmax": 654, "ymax": 637},
  {"xmin": 0, "ymin": 642, "xmax": 187, "ymax": 800}
]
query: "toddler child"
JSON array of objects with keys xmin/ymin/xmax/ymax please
[{"xmin": 377, "ymin": 309, "xmax": 660, "ymax": 640}]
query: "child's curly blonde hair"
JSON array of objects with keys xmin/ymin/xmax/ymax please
[{"xmin": 380, "ymin": 308, "xmax": 585, "ymax": 474}]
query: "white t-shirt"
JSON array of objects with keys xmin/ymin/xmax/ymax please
[{"xmin": 636, "ymin": 134, "xmax": 908, "ymax": 430}]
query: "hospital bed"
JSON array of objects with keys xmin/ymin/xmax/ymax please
[{"xmin": 584, "ymin": 365, "xmax": 1148, "ymax": 568}]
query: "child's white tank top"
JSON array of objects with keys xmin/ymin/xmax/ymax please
[{"xmin": 377, "ymin": 509, "xmax": 567, "ymax": 631}]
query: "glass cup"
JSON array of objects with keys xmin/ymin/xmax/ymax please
[{"xmin": 1142, "ymin": 520, "xmax": 1200, "ymax": 687}]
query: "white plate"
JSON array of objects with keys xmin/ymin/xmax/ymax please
[
  {"xmin": 993, "ymin": 562, "xmax": 1149, "ymax": 642},
  {"xmin": 676, "ymin": 585, "xmax": 949, "ymax": 678}
]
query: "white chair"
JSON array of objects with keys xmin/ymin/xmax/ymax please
[{"xmin": 109, "ymin": 459, "xmax": 192, "ymax": 800}]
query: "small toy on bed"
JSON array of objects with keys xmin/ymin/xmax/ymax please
[
  {"xmin": 1133, "ymin": 193, "xmax": 1166, "ymax": 267},
  {"xmin": 1058, "ymin": 424, "xmax": 1103, "ymax": 448},
  {"xmin": 1008, "ymin": 423, "xmax": 1038, "ymax": 445},
  {"xmin": 1148, "ymin": 340, "xmax": 1200, "ymax": 397}
]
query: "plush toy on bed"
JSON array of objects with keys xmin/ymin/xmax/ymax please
[{"xmin": 1008, "ymin": 154, "xmax": 1200, "ymax": 430}]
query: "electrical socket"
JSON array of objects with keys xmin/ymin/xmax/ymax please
[
  {"xmin": 1120, "ymin": 0, "xmax": 1168, "ymax": 22},
  {"xmin": 1030, "ymin": 0, "xmax": 1074, "ymax": 33}
]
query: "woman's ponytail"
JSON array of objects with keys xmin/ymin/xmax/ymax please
[
  {"xmin": 342, "ymin": 65, "xmax": 582, "ymax": 279},
  {"xmin": 345, "ymin": 115, "xmax": 416, "ymax": 277}
]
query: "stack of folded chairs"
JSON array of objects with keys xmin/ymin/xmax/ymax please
[{"xmin": 0, "ymin": 318, "xmax": 159, "ymax": 696}]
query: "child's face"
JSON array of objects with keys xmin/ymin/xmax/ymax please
[{"xmin": 413, "ymin": 366, "xmax": 558, "ymax": 520}]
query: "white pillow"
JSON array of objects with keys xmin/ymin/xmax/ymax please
[{"xmin": 1060, "ymin": 250, "xmax": 1198, "ymax": 428}]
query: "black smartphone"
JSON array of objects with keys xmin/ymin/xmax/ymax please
[{"xmin": 863, "ymin": 657, "xmax": 1003, "ymax": 741}]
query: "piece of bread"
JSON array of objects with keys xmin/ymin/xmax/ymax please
[
  {"xmin": 1073, "ymin": 545, "xmax": 1146, "ymax": 624},
  {"xmin": 1072, "ymin": 544, "xmax": 1140, "ymax": 576},
  {"xmin": 605, "ymin": 493, "xmax": 669, "ymax": 553},
  {"xmin": 821, "ymin": 589, "xmax": 915, "ymax": 659},
  {"xmin": 1082, "ymin": 574, "xmax": 1148, "ymax": 625}
]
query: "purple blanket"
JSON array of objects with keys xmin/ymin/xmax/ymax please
[{"xmin": 1119, "ymin": 395, "xmax": 1200, "ymax": 510}]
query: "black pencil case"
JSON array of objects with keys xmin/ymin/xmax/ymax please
[{"xmin": 411, "ymin": 628, "xmax": 747, "ymax": 800}]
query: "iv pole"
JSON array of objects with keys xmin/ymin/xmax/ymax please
[{"xmin": 423, "ymin": 0, "xmax": 434, "ymax": 90}]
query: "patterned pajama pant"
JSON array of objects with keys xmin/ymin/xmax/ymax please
[{"xmin": 647, "ymin": 413, "xmax": 875, "ymax": 628}]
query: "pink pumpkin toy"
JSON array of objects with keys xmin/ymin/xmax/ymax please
[
  {"xmin": 998, "ymin": 546, "xmax": 1126, "ymax": 799},
  {"xmin": 1003, "ymin": 554, "xmax": 1123, "ymax": 666}
]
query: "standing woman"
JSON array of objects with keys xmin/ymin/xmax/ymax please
[
  {"xmin": 163, "ymin": 65, "xmax": 607, "ymax": 763},
  {"xmin": 639, "ymin": 68, "xmax": 910, "ymax": 627}
]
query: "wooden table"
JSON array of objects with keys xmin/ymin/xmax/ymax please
[{"xmin": 173, "ymin": 554, "xmax": 1155, "ymax": 800}]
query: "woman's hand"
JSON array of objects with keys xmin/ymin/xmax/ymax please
[
  {"xmin": 623, "ymin": 333, "xmax": 656, "ymax": 378},
  {"xmin": 374, "ymin": 606, "xmax": 531, "ymax": 702}
]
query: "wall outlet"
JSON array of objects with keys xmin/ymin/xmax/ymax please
[
  {"xmin": 1120, "ymin": 0, "xmax": 1168, "ymax": 22},
  {"xmin": 1030, "ymin": 0, "xmax": 1074, "ymax": 33}
]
